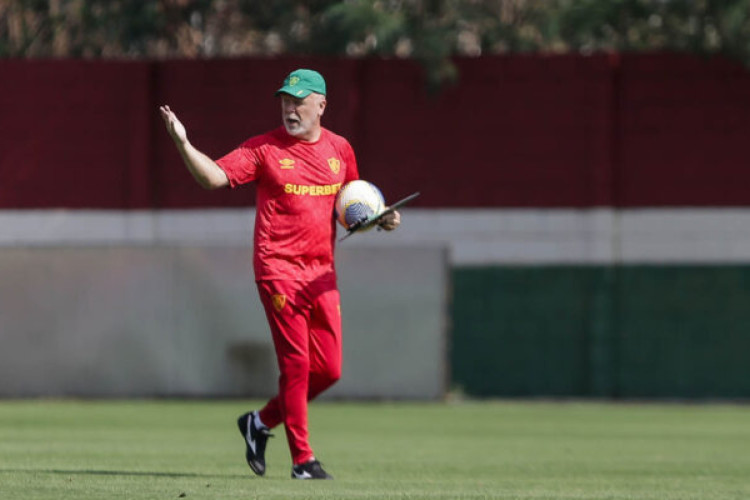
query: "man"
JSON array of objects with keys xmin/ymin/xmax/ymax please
[{"xmin": 159, "ymin": 68, "xmax": 400, "ymax": 480}]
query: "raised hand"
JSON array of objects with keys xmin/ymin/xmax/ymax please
[{"xmin": 159, "ymin": 105, "xmax": 188, "ymax": 145}]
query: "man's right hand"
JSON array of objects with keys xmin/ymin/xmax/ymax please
[
  {"xmin": 157, "ymin": 105, "xmax": 230, "ymax": 190},
  {"xmin": 159, "ymin": 105, "xmax": 188, "ymax": 145}
]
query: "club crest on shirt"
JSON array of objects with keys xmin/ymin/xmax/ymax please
[
  {"xmin": 271, "ymin": 294, "xmax": 287, "ymax": 312},
  {"xmin": 279, "ymin": 158, "xmax": 295, "ymax": 170},
  {"xmin": 327, "ymin": 158, "xmax": 340, "ymax": 174}
]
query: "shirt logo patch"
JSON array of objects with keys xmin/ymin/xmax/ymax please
[
  {"xmin": 279, "ymin": 158, "xmax": 295, "ymax": 170},
  {"xmin": 327, "ymin": 158, "xmax": 340, "ymax": 174},
  {"xmin": 271, "ymin": 294, "xmax": 287, "ymax": 312}
]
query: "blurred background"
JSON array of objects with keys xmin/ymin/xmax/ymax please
[{"xmin": 2, "ymin": 0, "xmax": 750, "ymax": 400}]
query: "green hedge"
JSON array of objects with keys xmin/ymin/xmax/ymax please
[{"xmin": 451, "ymin": 265, "xmax": 750, "ymax": 398}]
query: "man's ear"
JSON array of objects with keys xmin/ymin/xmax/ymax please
[{"xmin": 318, "ymin": 97, "xmax": 327, "ymax": 117}]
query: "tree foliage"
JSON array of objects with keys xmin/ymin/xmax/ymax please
[{"xmin": 4, "ymin": 0, "xmax": 750, "ymax": 84}]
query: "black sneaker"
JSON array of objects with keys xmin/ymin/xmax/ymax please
[
  {"xmin": 291, "ymin": 459, "xmax": 333, "ymax": 480},
  {"xmin": 237, "ymin": 411, "xmax": 273, "ymax": 476}
]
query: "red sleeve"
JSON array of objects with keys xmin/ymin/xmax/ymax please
[
  {"xmin": 341, "ymin": 139, "xmax": 359, "ymax": 184},
  {"xmin": 215, "ymin": 139, "xmax": 262, "ymax": 188}
]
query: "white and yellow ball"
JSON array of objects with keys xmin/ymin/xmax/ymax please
[{"xmin": 334, "ymin": 180, "xmax": 385, "ymax": 230}]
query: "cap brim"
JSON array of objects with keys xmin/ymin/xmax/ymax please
[{"xmin": 275, "ymin": 86, "xmax": 314, "ymax": 98}]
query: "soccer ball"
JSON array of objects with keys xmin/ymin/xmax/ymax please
[{"xmin": 334, "ymin": 180, "xmax": 385, "ymax": 230}]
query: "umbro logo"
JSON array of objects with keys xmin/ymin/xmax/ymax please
[{"xmin": 279, "ymin": 158, "xmax": 295, "ymax": 169}]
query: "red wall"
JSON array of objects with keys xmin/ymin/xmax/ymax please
[
  {"xmin": 618, "ymin": 54, "xmax": 750, "ymax": 206},
  {"xmin": 2, "ymin": 54, "xmax": 750, "ymax": 209}
]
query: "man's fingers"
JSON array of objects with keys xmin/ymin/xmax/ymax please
[
  {"xmin": 159, "ymin": 105, "xmax": 174, "ymax": 121},
  {"xmin": 159, "ymin": 105, "xmax": 181, "ymax": 134},
  {"xmin": 159, "ymin": 105, "xmax": 188, "ymax": 145}
]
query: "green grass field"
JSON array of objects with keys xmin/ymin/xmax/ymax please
[{"xmin": 1, "ymin": 400, "xmax": 748, "ymax": 499}]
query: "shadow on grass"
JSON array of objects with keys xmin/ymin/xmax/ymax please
[{"xmin": 0, "ymin": 468, "xmax": 250, "ymax": 479}]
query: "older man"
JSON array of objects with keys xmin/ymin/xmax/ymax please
[{"xmin": 159, "ymin": 69, "xmax": 399, "ymax": 480}]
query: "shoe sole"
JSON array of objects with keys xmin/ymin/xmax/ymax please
[{"xmin": 291, "ymin": 474, "xmax": 334, "ymax": 480}]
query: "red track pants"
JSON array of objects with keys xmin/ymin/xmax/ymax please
[{"xmin": 256, "ymin": 279, "xmax": 342, "ymax": 465}]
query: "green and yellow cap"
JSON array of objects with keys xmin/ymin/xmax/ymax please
[{"xmin": 275, "ymin": 69, "xmax": 327, "ymax": 98}]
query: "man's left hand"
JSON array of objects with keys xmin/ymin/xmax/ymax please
[{"xmin": 378, "ymin": 210, "xmax": 401, "ymax": 231}]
